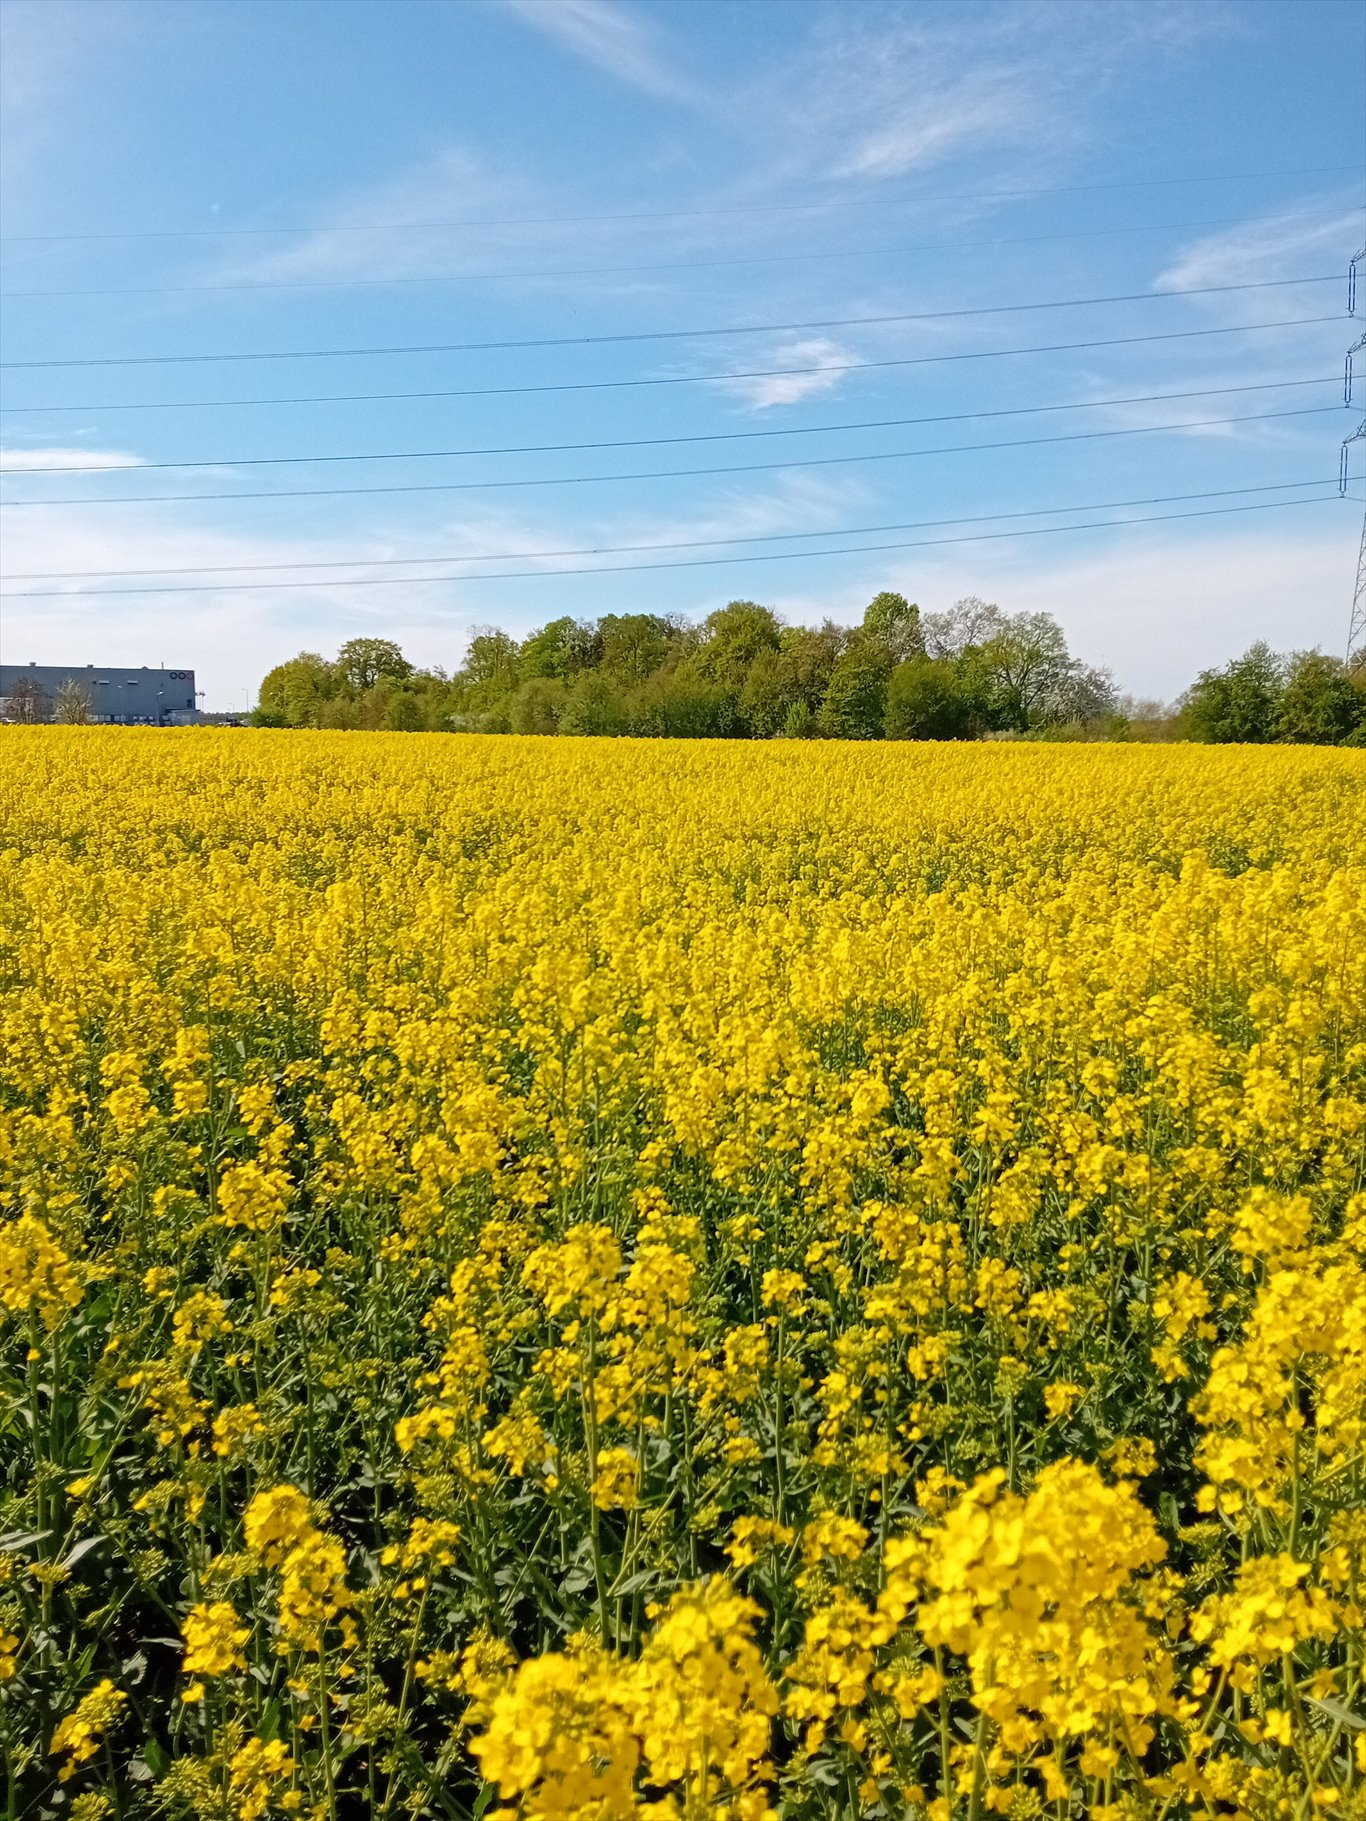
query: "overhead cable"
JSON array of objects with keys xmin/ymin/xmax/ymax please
[
  {"xmin": 0, "ymin": 478, "xmax": 1338, "ymax": 588},
  {"xmin": 0, "ymin": 404, "xmax": 1342, "ymax": 507},
  {"xmin": 0, "ymin": 316, "xmax": 1339, "ymax": 417},
  {"xmin": 0, "ymin": 375, "xmax": 1334, "ymax": 475},
  {"xmin": 0, "ymin": 496, "xmax": 1342, "ymax": 597},
  {"xmin": 0, "ymin": 274, "xmax": 1340, "ymax": 371}
]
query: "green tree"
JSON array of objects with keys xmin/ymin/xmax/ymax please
[
  {"xmin": 458, "ymin": 629, "xmax": 521, "ymax": 710},
  {"xmin": 381, "ymin": 688, "xmax": 425, "ymax": 732},
  {"xmin": 754, "ymin": 615, "xmax": 852, "ymax": 728},
  {"xmin": 884, "ymin": 657, "xmax": 977, "ymax": 739},
  {"xmin": 315, "ymin": 694, "xmax": 364, "ymax": 731},
  {"xmin": 599, "ymin": 613, "xmax": 678, "ymax": 683},
  {"xmin": 509, "ymin": 678, "xmax": 567, "ymax": 735},
  {"xmin": 519, "ymin": 617, "xmax": 601, "ymax": 681},
  {"xmin": 1181, "ymin": 642, "xmax": 1285, "ymax": 743},
  {"xmin": 336, "ymin": 637, "xmax": 411, "ymax": 693},
  {"xmin": 820, "ymin": 644, "xmax": 891, "ymax": 740},
  {"xmin": 860, "ymin": 591, "xmax": 924, "ymax": 663},
  {"xmin": 629, "ymin": 670, "xmax": 739, "ymax": 737},
  {"xmin": 558, "ymin": 673, "xmax": 630, "ymax": 736},
  {"xmin": 1276, "ymin": 651, "xmax": 1366, "ymax": 745},
  {"xmin": 740, "ymin": 621, "xmax": 849, "ymax": 735},
  {"xmin": 738, "ymin": 648, "xmax": 795, "ymax": 737},
  {"xmin": 977, "ymin": 612, "xmax": 1073, "ymax": 730},
  {"xmin": 254, "ymin": 652, "xmax": 340, "ymax": 727},
  {"xmin": 695, "ymin": 600, "xmax": 782, "ymax": 685}
]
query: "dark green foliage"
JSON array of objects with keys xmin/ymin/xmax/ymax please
[
  {"xmin": 884, "ymin": 656, "xmax": 980, "ymax": 740},
  {"xmin": 254, "ymin": 651, "xmax": 343, "ymax": 727},
  {"xmin": 1276, "ymin": 651, "xmax": 1366, "ymax": 745},
  {"xmin": 598, "ymin": 613, "xmax": 680, "ymax": 683},
  {"xmin": 509, "ymin": 677, "xmax": 568, "ymax": 735},
  {"xmin": 1179, "ymin": 644, "xmax": 1365, "ymax": 749},
  {"xmin": 335, "ymin": 636, "xmax": 412, "ymax": 693},
  {"xmin": 695, "ymin": 600, "xmax": 783, "ymax": 685},
  {"xmin": 519, "ymin": 616, "xmax": 601, "ymax": 680},
  {"xmin": 820, "ymin": 643, "xmax": 892, "ymax": 740},
  {"xmin": 558, "ymin": 671, "xmax": 631, "ymax": 736},
  {"xmin": 249, "ymin": 603, "xmax": 1365, "ymax": 747},
  {"xmin": 1180, "ymin": 643, "xmax": 1285, "ymax": 744},
  {"xmin": 461, "ymin": 628, "xmax": 522, "ymax": 707},
  {"xmin": 628, "ymin": 669, "xmax": 740, "ymax": 738}
]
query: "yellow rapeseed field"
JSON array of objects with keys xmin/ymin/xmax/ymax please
[{"xmin": 2, "ymin": 728, "xmax": 1365, "ymax": 1821}]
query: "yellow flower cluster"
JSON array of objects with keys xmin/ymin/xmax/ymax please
[
  {"xmin": 0, "ymin": 1212, "xmax": 83, "ymax": 1329},
  {"xmin": 470, "ymin": 1579, "xmax": 777, "ymax": 1820},
  {"xmin": 182, "ymin": 1598, "xmax": 250, "ymax": 1690},
  {"xmin": 2, "ymin": 728, "xmax": 1364, "ymax": 1819},
  {"xmin": 50, "ymin": 1680, "xmax": 127, "ymax": 1779},
  {"xmin": 243, "ymin": 1485, "xmax": 355, "ymax": 1656}
]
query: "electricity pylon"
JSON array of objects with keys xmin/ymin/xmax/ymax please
[{"xmin": 1350, "ymin": 504, "xmax": 1366, "ymax": 672}]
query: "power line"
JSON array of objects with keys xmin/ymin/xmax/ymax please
[
  {"xmin": 0, "ymin": 495, "xmax": 1342, "ymax": 598},
  {"xmin": 0, "ymin": 404, "xmax": 1341, "ymax": 507},
  {"xmin": 0, "ymin": 164, "xmax": 1352, "ymax": 243},
  {"xmin": 0, "ymin": 210, "xmax": 1337, "ymax": 299},
  {"xmin": 0, "ymin": 479, "xmax": 1337, "ymax": 587},
  {"xmin": 0, "ymin": 376, "xmax": 1333, "ymax": 475},
  {"xmin": 0, "ymin": 316, "xmax": 1339, "ymax": 417},
  {"xmin": 0, "ymin": 274, "xmax": 1340, "ymax": 370}
]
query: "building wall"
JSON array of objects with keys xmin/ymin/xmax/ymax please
[{"xmin": 0, "ymin": 663, "xmax": 197, "ymax": 725}]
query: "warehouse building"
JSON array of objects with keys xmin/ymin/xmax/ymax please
[{"xmin": 0, "ymin": 662, "xmax": 199, "ymax": 725}]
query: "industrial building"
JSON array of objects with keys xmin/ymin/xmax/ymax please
[{"xmin": 0, "ymin": 662, "xmax": 199, "ymax": 726}]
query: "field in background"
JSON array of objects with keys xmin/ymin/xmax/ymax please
[{"xmin": 3, "ymin": 730, "xmax": 1365, "ymax": 1821}]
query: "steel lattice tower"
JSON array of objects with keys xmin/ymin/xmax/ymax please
[
  {"xmin": 1351, "ymin": 501, "xmax": 1366, "ymax": 672},
  {"xmin": 1341, "ymin": 404, "xmax": 1366, "ymax": 667}
]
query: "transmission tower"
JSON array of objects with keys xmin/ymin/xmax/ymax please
[
  {"xmin": 1351, "ymin": 506, "xmax": 1366, "ymax": 673},
  {"xmin": 1347, "ymin": 340, "xmax": 1366, "ymax": 670}
]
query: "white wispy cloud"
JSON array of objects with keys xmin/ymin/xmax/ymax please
[
  {"xmin": 0, "ymin": 447, "xmax": 146, "ymax": 472},
  {"xmin": 591, "ymin": 471, "xmax": 869, "ymax": 553},
  {"xmin": 216, "ymin": 140, "xmax": 712, "ymax": 294},
  {"xmin": 1157, "ymin": 205, "xmax": 1358, "ymax": 294},
  {"xmin": 711, "ymin": 339, "xmax": 860, "ymax": 411},
  {"xmin": 498, "ymin": 0, "xmax": 692, "ymax": 101},
  {"xmin": 728, "ymin": 13, "xmax": 1048, "ymax": 195},
  {"xmin": 0, "ymin": 0, "xmax": 129, "ymax": 189},
  {"xmin": 1065, "ymin": 359, "xmax": 1341, "ymax": 446},
  {"xmin": 221, "ymin": 147, "xmax": 537, "ymax": 286},
  {"xmin": 834, "ymin": 72, "xmax": 1034, "ymax": 181},
  {"xmin": 729, "ymin": 1, "xmax": 1233, "ymax": 201}
]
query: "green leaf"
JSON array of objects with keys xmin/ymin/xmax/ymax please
[
  {"xmin": 1308, "ymin": 1696, "xmax": 1366, "ymax": 1731},
  {"xmin": 61, "ymin": 1534, "xmax": 106, "ymax": 1571},
  {"xmin": 0, "ymin": 1529, "xmax": 50, "ymax": 1553}
]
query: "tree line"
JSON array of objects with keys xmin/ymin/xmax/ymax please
[{"xmin": 253, "ymin": 596, "xmax": 1365, "ymax": 745}]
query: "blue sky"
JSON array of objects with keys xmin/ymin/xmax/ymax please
[{"xmin": 1, "ymin": 0, "xmax": 1363, "ymax": 709}]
